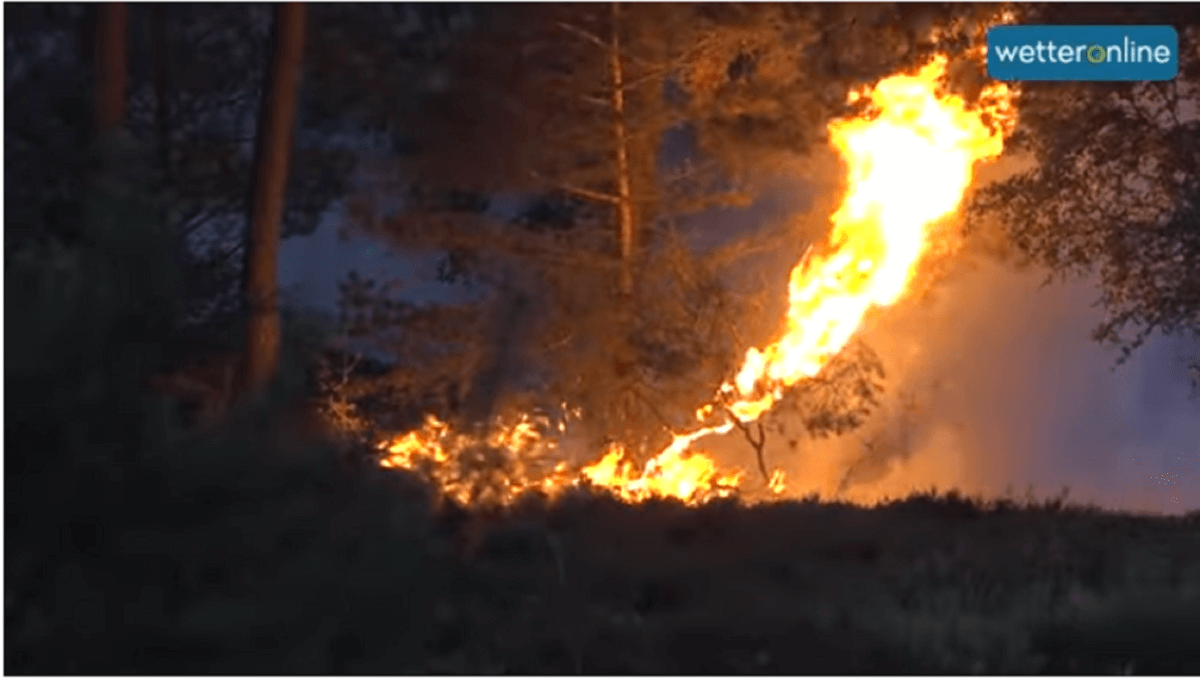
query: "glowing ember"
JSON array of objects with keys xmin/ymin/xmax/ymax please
[{"xmin": 378, "ymin": 56, "xmax": 1015, "ymax": 507}]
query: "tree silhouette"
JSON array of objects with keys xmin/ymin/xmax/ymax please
[
  {"xmin": 970, "ymin": 5, "xmax": 1200, "ymax": 363},
  {"xmin": 238, "ymin": 3, "xmax": 306, "ymax": 396}
]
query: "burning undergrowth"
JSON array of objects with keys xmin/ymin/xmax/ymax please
[{"xmin": 377, "ymin": 410, "xmax": 750, "ymax": 508}]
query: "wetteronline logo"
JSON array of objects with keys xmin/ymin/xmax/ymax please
[{"xmin": 988, "ymin": 25, "xmax": 1179, "ymax": 81}]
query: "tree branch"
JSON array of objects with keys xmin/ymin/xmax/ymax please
[
  {"xmin": 372, "ymin": 211, "xmax": 620, "ymax": 270},
  {"xmin": 579, "ymin": 94, "xmax": 611, "ymax": 108},
  {"xmin": 177, "ymin": 207, "xmax": 213, "ymax": 236},
  {"xmin": 556, "ymin": 20, "xmax": 606, "ymax": 49},
  {"xmin": 730, "ymin": 415, "xmax": 771, "ymax": 483},
  {"xmin": 529, "ymin": 170, "xmax": 621, "ymax": 205},
  {"xmin": 559, "ymin": 183, "xmax": 621, "ymax": 205},
  {"xmin": 701, "ymin": 231, "xmax": 806, "ymax": 270}
]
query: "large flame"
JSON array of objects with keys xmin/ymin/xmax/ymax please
[
  {"xmin": 724, "ymin": 57, "xmax": 1012, "ymax": 423},
  {"xmin": 378, "ymin": 57, "xmax": 1014, "ymax": 507}
]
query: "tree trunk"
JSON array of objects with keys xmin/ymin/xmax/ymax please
[
  {"xmin": 609, "ymin": 2, "xmax": 635, "ymax": 296},
  {"xmin": 93, "ymin": 3, "xmax": 128, "ymax": 135},
  {"xmin": 238, "ymin": 2, "xmax": 307, "ymax": 398}
]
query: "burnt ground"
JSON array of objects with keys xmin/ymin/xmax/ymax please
[{"xmin": 7, "ymin": 418, "xmax": 1200, "ymax": 676}]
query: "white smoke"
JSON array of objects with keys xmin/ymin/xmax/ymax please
[{"xmin": 706, "ymin": 153, "xmax": 1200, "ymax": 514}]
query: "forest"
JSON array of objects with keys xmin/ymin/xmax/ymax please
[{"xmin": 5, "ymin": 2, "xmax": 1200, "ymax": 673}]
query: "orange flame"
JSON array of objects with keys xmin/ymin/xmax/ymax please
[
  {"xmin": 380, "ymin": 414, "xmax": 576, "ymax": 506},
  {"xmin": 379, "ymin": 414, "xmax": 740, "ymax": 506},
  {"xmin": 579, "ymin": 422, "xmax": 741, "ymax": 503},
  {"xmin": 723, "ymin": 57, "xmax": 1012, "ymax": 423},
  {"xmin": 378, "ymin": 57, "xmax": 1015, "ymax": 507}
]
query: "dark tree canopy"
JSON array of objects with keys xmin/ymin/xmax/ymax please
[{"xmin": 970, "ymin": 4, "xmax": 1200, "ymax": 362}]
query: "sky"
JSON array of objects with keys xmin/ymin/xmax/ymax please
[{"xmin": 278, "ymin": 150, "xmax": 1200, "ymax": 515}]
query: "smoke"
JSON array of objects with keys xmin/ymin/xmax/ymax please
[
  {"xmin": 833, "ymin": 253, "xmax": 1198, "ymax": 514},
  {"xmin": 705, "ymin": 153, "xmax": 1200, "ymax": 514}
]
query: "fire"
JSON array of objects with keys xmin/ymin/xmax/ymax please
[
  {"xmin": 580, "ymin": 423, "xmax": 741, "ymax": 503},
  {"xmin": 378, "ymin": 56, "xmax": 1015, "ymax": 507},
  {"xmin": 380, "ymin": 413, "xmax": 576, "ymax": 506},
  {"xmin": 723, "ymin": 57, "xmax": 1012, "ymax": 423},
  {"xmin": 380, "ymin": 414, "xmax": 742, "ymax": 506}
]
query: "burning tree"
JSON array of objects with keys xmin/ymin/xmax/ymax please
[
  {"xmin": 315, "ymin": 5, "xmax": 1018, "ymax": 507},
  {"xmin": 336, "ymin": 3, "xmax": 772, "ymax": 451}
]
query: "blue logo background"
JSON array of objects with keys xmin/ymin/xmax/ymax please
[{"xmin": 988, "ymin": 25, "xmax": 1179, "ymax": 81}]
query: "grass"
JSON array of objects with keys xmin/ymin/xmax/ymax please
[{"xmin": 8, "ymin": 415, "xmax": 1199, "ymax": 674}]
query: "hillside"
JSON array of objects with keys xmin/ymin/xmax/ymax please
[{"xmin": 8, "ymin": 428, "xmax": 1199, "ymax": 674}]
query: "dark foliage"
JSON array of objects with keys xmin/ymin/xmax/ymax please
[{"xmin": 969, "ymin": 5, "xmax": 1200, "ymax": 362}]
